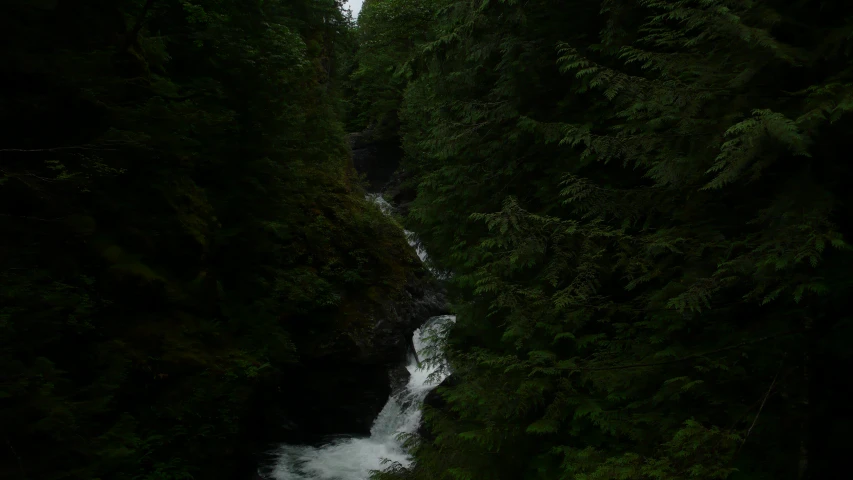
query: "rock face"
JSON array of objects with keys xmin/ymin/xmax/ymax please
[
  {"xmin": 348, "ymin": 125, "xmax": 420, "ymax": 218},
  {"xmin": 348, "ymin": 128, "xmax": 405, "ymax": 192},
  {"xmin": 242, "ymin": 270, "xmax": 448, "ymax": 448},
  {"xmin": 382, "ymin": 168, "xmax": 417, "ymax": 217},
  {"xmin": 280, "ymin": 120, "xmax": 449, "ymax": 440},
  {"xmin": 388, "ymin": 362, "xmax": 412, "ymax": 395},
  {"xmin": 374, "ymin": 271, "xmax": 448, "ymax": 361},
  {"xmin": 239, "ymin": 127, "xmax": 447, "ymax": 477},
  {"xmin": 238, "ymin": 159, "xmax": 447, "ymax": 475},
  {"xmin": 305, "ymin": 270, "xmax": 447, "ymax": 436},
  {"xmin": 238, "ymin": 272, "xmax": 448, "ymax": 478}
]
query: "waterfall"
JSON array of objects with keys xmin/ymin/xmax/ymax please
[
  {"xmin": 262, "ymin": 194, "xmax": 451, "ymax": 480},
  {"xmin": 265, "ymin": 316, "xmax": 453, "ymax": 480},
  {"xmin": 366, "ymin": 194, "xmax": 429, "ymax": 264},
  {"xmin": 366, "ymin": 193, "xmax": 395, "ymax": 216}
]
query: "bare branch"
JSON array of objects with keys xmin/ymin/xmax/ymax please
[{"xmin": 5, "ymin": 438, "xmax": 24, "ymax": 477}]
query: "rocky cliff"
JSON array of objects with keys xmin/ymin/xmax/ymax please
[
  {"xmin": 238, "ymin": 135, "xmax": 448, "ymax": 474},
  {"xmin": 348, "ymin": 127, "xmax": 420, "ymax": 217}
]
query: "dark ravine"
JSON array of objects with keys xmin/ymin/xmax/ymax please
[
  {"xmin": 239, "ymin": 130, "xmax": 448, "ymax": 478},
  {"xmin": 347, "ymin": 125, "xmax": 419, "ymax": 216},
  {"xmin": 240, "ymin": 271, "xmax": 448, "ymax": 475},
  {"xmin": 348, "ymin": 128, "xmax": 405, "ymax": 193},
  {"xmin": 382, "ymin": 168, "xmax": 418, "ymax": 217}
]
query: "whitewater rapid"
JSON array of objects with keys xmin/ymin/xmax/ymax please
[
  {"xmin": 265, "ymin": 316, "xmax": 452, "ymax": 480},
  {"xmin": 367, "ymin": 194, "xmax": 429, "ymax": 264},
  {"xmin": 263, "ymin": 194, "xmax": 450, "ymax": 480}
]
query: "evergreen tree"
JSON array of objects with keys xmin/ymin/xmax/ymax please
[
  {"xmin": 1, "ymin": 1, "xmax": 422, "ymax": 478},
  {"xmin": 345, "ymin": 0, "xmax": 441, "ymax": 137},
  {"xmin": 362, "ymin": 1, "xmax": 853, "ymax": 479}
]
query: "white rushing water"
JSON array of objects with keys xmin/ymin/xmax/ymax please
[
  {"xmin": 266, "ymin": 316, "xmax": 453, "ymax": 480},
  {"xmin": 366, "ymin": 194, "xmax": 429, "ymax": 264},
  {"xmin": 263, "ymin": 193, "xmax": 450, "ymax": 480}
]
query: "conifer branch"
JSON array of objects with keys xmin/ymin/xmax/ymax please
[{"xmin": 580, "ymin": 330, "xmax": 800, "ymax": 371}]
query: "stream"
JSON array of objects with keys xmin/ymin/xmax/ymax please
[{"xmin": 261, "ymin": 194, "xmax": 450, "ymax": 480}]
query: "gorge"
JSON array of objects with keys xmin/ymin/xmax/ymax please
[
  {"xmin": 244, "ymin": 127, "xmax": 449, "ymax": 480},
  {"xmin": 264, "ymin": 314, "xmax": 454, "ymax": 480},
  {"xmin": 3, "ymin": 1, "xmax": 853, "ymax": 480}
]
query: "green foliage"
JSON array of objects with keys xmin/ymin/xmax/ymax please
[
  {"xmin": 360, "ymin": 0, "xmax": 853, "ymax": 479},
  {"xmin": 1, "ymin": 0, "xmax": 419, "ymax": 478},
  {"xmin": 343, "ymin": 0, "xmax": 445, "ymax": 136}
]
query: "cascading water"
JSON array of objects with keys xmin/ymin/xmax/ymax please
[
  {"xmin": 367, "ymin": 194, "xmax": 429, "ymax": 264},
  {"xmin": 262, "ymin": 194, "xmax": 451, "ymax": 480},
  {"xmin": 266, "ymin": 316, "xmax": 452, "ymax": 480}
]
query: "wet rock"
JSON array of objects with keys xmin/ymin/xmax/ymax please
[
  {"xmin": 373, "ymin": 273, "xmax": 448, "ymax": 363},
  {"xmin": 243, "ymin": 126, "xmax": 446, "ymax": 471},
  {"xmin": 382, "ymin": 168, "xmax": 417, "ymax": 217},
  {"xmin": 284, "ymin": 360, "xmax": 393, "ymax": 438},
  {"xmin": 348, "ymin": 128, "xmax": 404, "ymax": 192},
  {"xmin": 347, "ymin": 127, "xmax": 378, "ymax": 150},
  {"xmin": 389, "ymin": 363, "xmax": 411, "ymax": 395},
  {"xmin": 239, "ymin": 246, "xmax": 448, "ymax": 469}
]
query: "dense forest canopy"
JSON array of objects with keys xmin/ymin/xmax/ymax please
[
  {"xmin": 3, "ymin": 0, "xmax": 853, "ymax": 479},
  {"xmin": 350, "ymin": 1, "xmax": 853, "ymax": 480},
  {"xmin": 1, "ymin": 0, "xmax": 429, "ymax": 478}
]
